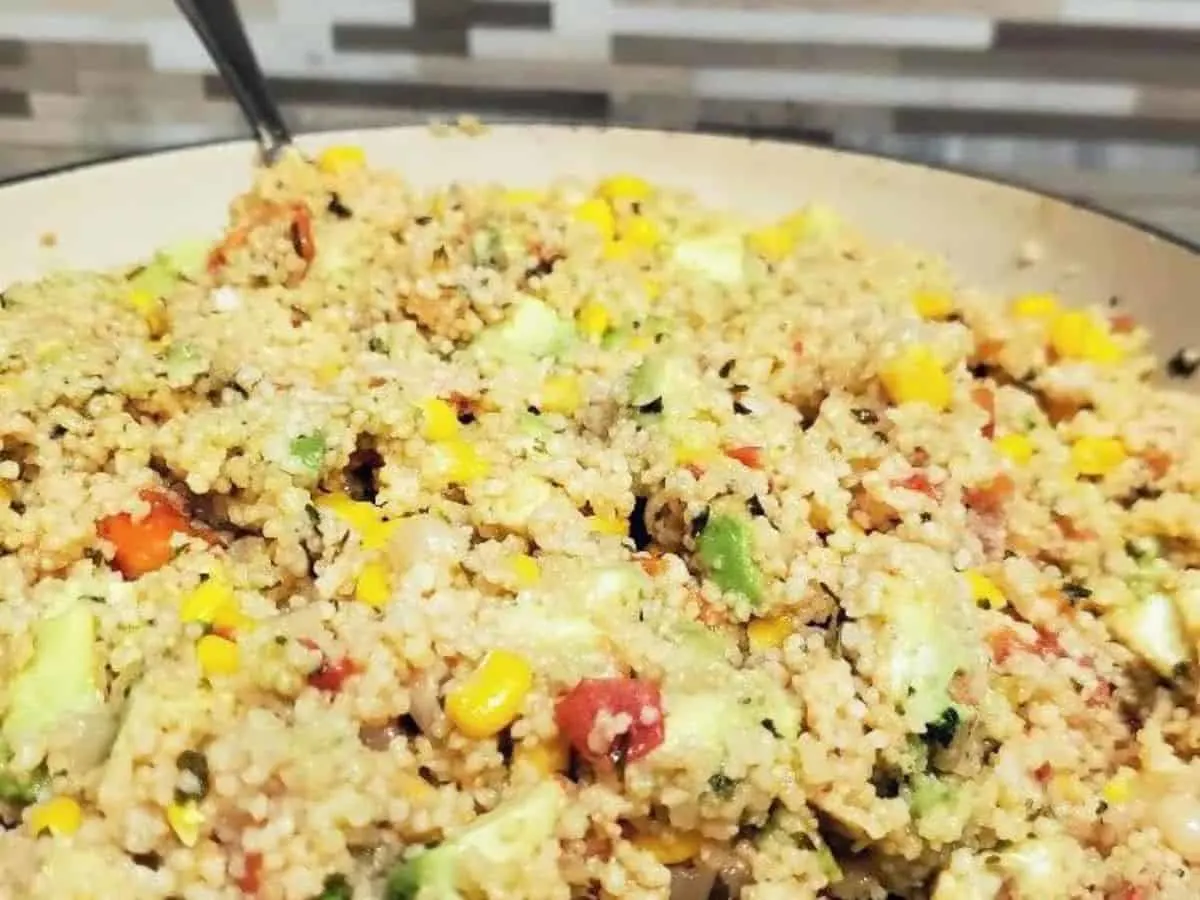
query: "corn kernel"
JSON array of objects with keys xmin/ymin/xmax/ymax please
[
  {"xmin": 420, "ymin": 398, "xmax": 461, "ymax": 442},
  {"xmin": 747, "ymin": 615, "xmax": 793, "ymax": 652},
  {"xmin": 589, "ymin": 515, "xmax": 628, "ymax": 537},
  {"xmin": 995, "ymin": 433, "xmax": 1035, "ymax": 466},
  {"xmin": 0, "ymin": 483, "xmax": 12, "ymax": 506},
  {"xmin": 912, "ymin": 289, "xmax": 954, "ymax": 321},
  {"xmin": 1071, "ymin": 436, "xmax": 1127, "ymax": 477},
  {"xmin": 445, "ymin": 650, "xmax": 534, "ymax": 739},
  {"xmin": 181, "ymin": 573, "xmax": 235, "ymax": 625},
  {"xmin": 540, "ymin": 375, "xmax": 581, "ymax": 416},
  {"xmin": 397, "ymin": 772, "xmax": 437, "ymax": 802},
  {"xmin": 430, "ymin": 440, "xmax": 490, "ymax": 486},
  {"xmin": 317, "ymin": 493, "xmax": 398, "ymax": 550},
  {"xmin": 879, "ymin": 345, "xmax": 952, "ymax": 411},
  {"xmin": 966, "ymin": 570, "xmax": 1007, "ymax": 609},
  {"xmin": 633, "ymin": 829, "xmax": 702, "ymax": 865},
  {"xmin": 781, "ymin": 204, "xmax": 841, "ymax": 241},
  {"xmin": 166, "ymin": 801, "xmax": 204, "ymax": 847},
  {"xmin": 673, "ymin": 442, "xmax": 717, "ymax": 468},
  {"xmin": 577, "ymin": 302, "xmax": 611, "ymax": 342},
  {"xmin": 641, "ymin": 278, "xmax": 663, "ymax": 302},
  {"xmin": 316, "ymin": 145, "xmax": 366, "ymax": 175},
  {"xmin": 573, "ymin": 197, "xmax": 615, "ymax": 239},
  {"xmin": 502, "ymin": 188, "xmax": 543, "ymax": 206},
  {"xmin": 509, "ymin": 554, "xmax": 541, "ymax": 588},
  {"xmin": 515, "ymin": 738, "xmax": 568, "ymax": 775},
  {"xmin": 1102, "ymin": 769, "xmax": 1135, "ymax": 805},
  {"xmin": 355, "ymin": 561, "xmax": 391, "ymax": 609},
  {"xmin": 598, "ymin": 174, "xmax": 651, "ymax": 203},
  {"xmin": 1050, "ymin": 311, "xmax": 1123, "ymax": 364},
  {"xmin": 602, "ymin": 238, "xmax": 634, "ymax": 262},
  {"xmin": 746, "ymin": 225, "xmax": 795, "ymax": 263},
  {"xmin": 315, "ymin": 362, "xmax": 340, "ymax": 385},
  {"xmin": 621, "ymin": 215, "xmax": 661, "ymax": 249},
  {"xmin": 628, "ymin": 335, "xmax": 654, "ymax": 353},
  {"xmin": 29, "ymin": 796, "xmax": 82, "ymax": 837},
  {"xmin": 127, "ymin": 288, "xmax": 167, "ymax": 338},
  {"xmin": 196, "ymin": 634, "xmax": 239, "ymax": 677},
  {"xmin": 1011, "ymin": 293, "xmax": 1060, "ymax": 320}
]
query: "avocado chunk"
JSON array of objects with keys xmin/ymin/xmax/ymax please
[
  {"xmin": 472, "ymin": 296, "xmax": 572, "ymax": 360},
  {"xmin": 627, "ymin": 353, "xmax": 704, "ymax": 416},
  {"xmin": 671, "ymin": 232, "xmax": 746, "ymax": 286},
  {"xmin": 0, "ymin": 762, "xmax": 47, "ymax": 806},
  {"xmin": 879, "ymin": 585, "xmax": 967, "ymax": 726},
  {"xmin": 384, "ymin": 781, "xmax": 566, "ymax": 900},
  {"xmin": 2, "ymin": 604, "xmax": 101, "ymax": 748},
  {"xmin": 1106, "ymin": 591, "xmax": 1191, "ymax": 678},
  {"xmin": 696, "ymin": 513, "xmax": 764, "ymax": 604}
]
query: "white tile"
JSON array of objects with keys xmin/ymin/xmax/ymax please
[
  {"xmin": 0, "ymin": 13, "xmax": 147, "ymax": 43},
  {"xmin": 550, "ymin": 0, "xmax": 616, "ymax": 59},
  {"xmin": 279, "ymin": 0, "xmax": 413, "ymax": 26},
  {"xmin": 1062, "ymin": 0, "xmax": 1200, "ymax": 28},
  {"xmin": 692, "ymin": 69, "xmax": 1139, "ymax": 116},
  {"xmin": 610, "ymin": 7, "xmax": 993, "ymax": 48},
  {"xmin": 468, "ymin": 27, "xmax": 610, "ymax": 62}
]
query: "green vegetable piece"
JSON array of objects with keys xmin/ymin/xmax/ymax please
[
  {"xmin": 0, "ymin": 762, "xmax": 47, "ymax": 806},
  {"xmin": 159, "ymin": 238, "xmax": 211, "ymax": 280},
  {"xmin": 290, "ymin": 433, "xmax": 327, "ymax": 472},
  {"xmin": 473, "ymin": 296, "xmax": 572, "ymax": 361},
  {"xmin": 128, "ymin": 259, "xmax": 178, "ymax": 299},
  {"xmin": 384, "ymin": 782, "xmax": 566, "ymax": 900},
  {"xmin": 696, "ymin": 513, "xmax": 763, "ymax": 603},
  {"xmin": 627, "ymin": 353, "xmax": 702, "ymax": 415},
  {"xmin": 671, "ymin": 232, "xmax": 747, "ymax": 285},
  {"xmin": 707, "ymin": 772, "xmax": 739, "ymax": 799},
  {"xmin": 1106, "ymin": 591, "xmax": 1191, "ymax": 679},
  {"xmin": 470, "ymin": 227, "xmax": 507, "ymax": 268},
  {"xmin": 315, "ymin": 874, "xmax": 352, "ymax": 900},
  {"xmin": 2, "ymin": 604, "xmax": 101, "ymax": 747},
  {"xmin": 815, "ymin": 844, "xmax": 843, "ymax": 881},
  {"xmin": 922, "ymin": 706, "xmax": 961, "ymax": 750},
  {"xmin": 907, "ymin": 773, "xmax": 953, "ymax": 818}
]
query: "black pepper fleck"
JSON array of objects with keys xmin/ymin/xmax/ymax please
[
  {"xmin": 718, "ymin": 359, "xmax": 736, "ymax": 378},
  {"xmin": 326, "ymin": 193, "xmax": 353, "ymax": 219},
  {"xmin": 1166, "ymin": 348, "xmax": 1199, "ymax": 380},
  {"xmin": 851, "ymin": 408, "xmax": 878, "ymax": 426},
  {"xmin": 637, "ymin": 397, "xmax": 664, "ymax": 415}
]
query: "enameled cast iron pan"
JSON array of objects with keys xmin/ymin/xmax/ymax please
[{"xmin": 0, "ymin": 125, "xmax": 1196, "ymax": 390}]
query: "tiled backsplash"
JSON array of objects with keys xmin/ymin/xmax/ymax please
[{"xmin": 1, "ymin": 1, "xmax": 1198, "ymax": 241}]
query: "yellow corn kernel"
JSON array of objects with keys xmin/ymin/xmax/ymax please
[
  {"xmin": 602, "ymin": 238, "xmax": 634, "ymax": 262},
  {"xmin": 746, "ymin": 224, "xmax": 795, "ymax": 263},
  {"xmin": 0, "ymin": 482, "xmax": 11, "ymax": 505},
  {"xmin": 598, "ymin": 174, "xmax": 651, "ymax": 203},
  {"xmin": 573, "ymin": 197, "xmax": 615, "ymax": 239},
  {"xmin": 879, "ymin": 346, "xmax": 952, "ymax": 411},
  {"xmin": 445, "ymin": 650, "xmax": 534, "ymax": 739},
  {"xmin": 196, "ymin": 634, "xmax": 239, "ymax": 677},
  {"xmin": 509, "ymin": 554, "xmax": 541, "ymax": 588},
  {"xmin": 1071, "ymin": 436, "xmax": 1127, "ymax": 477},
  {"xmin": 995, "ymin": 433, "xmax": 1034, "ymax": 466},
  {"xmin": 540, "ymin": 375, "xmax": 581, "ymax": 416},
  {"xmin": 628, "ymin": 335, "xmax": 654, "ymax": 353},
  {"xmin": 641, "ymin": 278, "xmax": 662, "ymax": 302},
  {"xmin": 34, "ymin": 341, "xmax": 65, "ymax": 364},
  {"xmin": 1051, "ymin": 773, "xmax": 1088, "ymax": 804},
  {"xmin": 317, "ymin": 493, "xmax": 397, "ymax": 550},
  {"xmin": 589, "ymin": 515, "xmax": 628, "ymax": 537},
  {"xmin": 166, "ymin": 800, "xmax": 204, "ymax": 847},
  {"xmin": 432, "ymin": 439, "xmax": 490, "ymax": 485},
  {"xmin": 1011, "ymin": 293, "xmax": 1060, "ymax": 320},
  {"xmin": 502, "ymin": 188, "xmax": 543, "ymax": 206},
  {"xmin": 621, "ymin": 215, "xmax": 661, "ymax": 249},
  {"xmin": 515, "ymin": 738, "xmax": 569, "ymax": 775},
  {"xmin": 29, "ymin": 796, "xmax": 82, "ymax": 837},
  {"xmin": 633, "ymin": 829, "xmax": 702, "ymax": 866},
  {"xmin": 316, "ymin": 145, "xmax": 366, "ymax": 175},
  {"xmin": 673, "ymin": 442, "xmax": 717, "ymax": 468},
  {"xmin": 181, "ymin": 573, "xmax": 235, "ymax": 625},
  {"xmin": 355, "ymin": 561, "xmax": 391, "ymax": 609},
  {"xmin": 397, "ymin": 772, "xmax": 437, "ymax": 802},
  {"xmin": 912, "ymin": 289, "xmax": 954, "ymax": 321},
  {"xmin": 127, "ymin": 288, "xmax": 167, "ymax": 338},
  {"xmin": 1050, "ymin": 310, "xmax": 1123, "ymax": 364},
  {"xmin": 747, "ymin": 615, "xmax": 793, "ymax": 652},
  {"xmin": 966, "ymin": 570, "xmax": 1007, "ymax": 609},
  {"xmin": 315, "ymin": 362, "xmax": 341, "ymax": 385},
  {"xmin": 577, "ymin": 302, "xmax": 611, "ymax": 342},
  {"xmin": 780, "ymin": 204, "xmax": 841, "ymax": 241},
  {"xmin": 420, "ymin": 398, "xmax": 461, "ymax": 442},
  {"xmin": 1102, "ymin": 769, "xmax": 1135, "ymax": 805}
]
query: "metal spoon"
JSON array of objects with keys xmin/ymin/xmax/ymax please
[{"xmin": 174, "ymin": 0, "xmax": 292, "ymax": 163}]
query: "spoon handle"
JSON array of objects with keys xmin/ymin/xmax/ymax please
[{"xmin": 174, "ymin": 0, "xmax": 292, "ymax": 162}]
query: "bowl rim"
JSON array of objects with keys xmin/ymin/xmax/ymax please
[{"xmin": 3, "ymin": 121, "xmax": 1196, "ymax": 255}]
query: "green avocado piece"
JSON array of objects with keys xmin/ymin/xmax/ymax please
[{"xmin": 696, "ymin": 513, "xmax": 763, "ymax": 604}]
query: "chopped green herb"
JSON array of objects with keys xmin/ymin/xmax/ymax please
[
  {"xmin": 174, "ymin": 749, "xmax": 210, "ymax": 800},
  {"xmin": 921, "ymin": 706, "xmax": 961, "ymax": 749},
  {"xmin": 707, "ymin": 772, "xmax": 740, "ymax": 799},
  {"xmin": 290, "ymin": 433, "xmax": 327, "ymax": 472},
  {"xmin": 314, "ymin": 873, "xmax": 352, "ymax": 900},
  {"xmin": 367, "ymin": 337, "xmax": 388, "ymax": 354}
]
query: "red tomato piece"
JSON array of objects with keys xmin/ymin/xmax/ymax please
[
  {"xmin": 893, "ymin": 472, "xmax": 941, "ymax": 500},
  {"xmin": 555, "ymin": 678, "xmax": 665, "ymax": 767},
  {"xmin": 236, "ymin": 851, "xmax": 263, "ymax": 894},
  {"xmin": 963, "ymin": 474, "xmax": 1014, "ymax": 515},
  {"xmin": 299, "ymin": 638, "xmax": 361, "ymax": 693},
  {"xmin": 97, "ymin": 489, "xmax": 192, "ymax": 579},
  {"xmin": 971, "ymin": 386, "xmax": 996, "ymax": 439},
  {"xmin": 1109, "ymin": 314, "xmax": 1137, "ymax": 334},
  {"xmin": 724, "ymin": 445, "xmax": 764, "ymax": 469}
]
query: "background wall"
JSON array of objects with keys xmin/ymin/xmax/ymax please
[{"xmin": 1, "ymin": 1, "xmax": 1198, "ymax": 242}]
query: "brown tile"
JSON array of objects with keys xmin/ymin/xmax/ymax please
[
  {"xmin": 0, "ymin": 63, "xmax": 78, "ymax": 94},
  {"xmin": 203, "ymin": 74, "xmax": 611, "ymax": 120},
  {"xmin": 0, "ymin": 40, "xmax": 27, "ymax": 68},
  {"xmin": 894, "ymin": 108, "xmax": 1200, "ymax": 142},
  {"xmin": 0, "ymin": 88, "xmax": 30, "ymax": 119},
  {"xmin": 613, "ymin": 35, "xmax": 898, "ymax": 72},
  {"xmin": 898, "ymin": 47, "xmax": 1200, "ymax": 87},
  {"xmin": 1137, "ymin": 87, "xmax": 1200, "ymax": 120},
  {"xmin": 995, "ymin": 21, "xmax": 1200, "ymax": 53},
  {"xmin": 333, "ymin": 24, "xmax": 468, "ymax": 56},
  {"xmin": 27, "ymin": 40, "xmax": 150, "ymax": 72},
  {"xmin": 469, "ymin": 1, "xmax": 551, "ymax": 29},
  {"xmin": 417, "ymin": 56, "xmax": 689, "ymax": 93},
  {"xmin": 77, "ymin": 69, "xmax": 206, "ymax": 102},
  {"xmin": 415, "ymin": 0, "xmax": 471, "ymax": 27}
]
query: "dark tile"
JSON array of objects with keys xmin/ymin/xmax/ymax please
[
  {"xmin": 894, "ymin": 108, "xmax": 1200, "ymax": 143},
  {"xmin": 0, "ymin": 87, "xmax": 30, "ymax": 119},
  {"xmin": 203, "ymin": 75, "xmax": 609, "ymax": 120},
  {"xmin": 468, "ymin": 1, "xmax": 551, "ymax": 29},
  {"xmin": 899, "ymin": 46, "xmax": 1200, "ymax": 87},
  {"xmin": 0, "ymin": 39, "xmax": 27, "ymax": 67},
  {"xmin": 414, "ymin": 0, "xmax": 470, "ymax": 28},
  {"xmin": 995, "ymin": 21, "xmax": 1200, "ymax": 53},
  {"xmin": 613, "ymin": 34, "xmax": 894, "ymax": 72},
  {"xmin": 333, "ymin": 24, "xmax": 467, "ymax": 56},
  {"xmin": 694, "ymin": 119, "xmax": 835, "ymax": 145}
]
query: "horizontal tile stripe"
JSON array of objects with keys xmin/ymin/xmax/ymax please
[
  {"xmin": 995, "ymin": 20, "xmax": 1200, "ymax": 51},
  {"xmin": 0, "ymin": 87, "xmax": 30, "ymax": 118},
  {"xmin": 894, "ymin": 108, "xmax": 1200, "ymax": 142},
  {"xmin": 334, "ymin": 24, "xmax": 468, "ymax": 55}
]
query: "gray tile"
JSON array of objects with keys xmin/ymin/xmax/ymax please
[
  {"xmin": 0, "ymin": 88, "xmax": 30, "ymax": 119},
  {"xmin": 894, "ymin": 108, "xmax": 1200, "ymax": 143},
  {"xmin": 0, "ymin": 39, "xmax": 28, "ymax": 68},
  {"xmin": 898, "ymin": 46, "xmax": 1200, "ymax": 87},
  {"xmin": 414, "ymin": 0, "xmax": 470, "ymax": 27},
  {"xmin": 995, "ymin": 21, "xmax": 1200, "ymax": 53},
  {"xmin": 613, "ymin": 34, "xmax": 898, "ymax": 71},
  {"xmin": 334, "ymin": 24, "xmax": 468, "ymax": 56},
  {"xmin": 469, "ymin": 1, "xmax": 551, "ymax": 29}
]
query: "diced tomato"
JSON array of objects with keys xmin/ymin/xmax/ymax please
[
  {"xmin": 636, "ymin": 553, "xmax": 666, "ymax": 577},
  {"xmin": 724, "ymin": 445, "xmax": 764, "ymax": 469},
  {"xmin": 988, "ymin": 629, "xmax": 1021, "ymax": 665},
  {"xmin": 963, "ymin": 474, "xmax": 1014, "ymax": 515},
  {"xmin": 1140, "ymin": 447, "xmax": 1172, "ymax": 480},
  {"xmin": 1053, "ymin": 512, "xmax": 1096, "ymax": 542},
  {"xmin": 1033, "ymin": 762, "xmax": 1053, "ymax": 784},
  {"xmin": 974, "ymin": 338, "xmax": 1005, "ymax": 362},
  {"xmin": 971, "ymin": 386, "xmax": 996, "ymax": 439},
  {"xmin": 236, "ymin": 851, "xmax": 263, "ymax": 894},
  {"xmin": 97, "ymin": 489, "xmax": 193, "ymax": 579},
  {"xmin": 555, "ymin": 677, "xmax": 664, "ymax": 767},
  {"xmin": 1109, "ymin": 314, "xmax": 1137, "ymax": 334},
  {"xmin": 1111, "ymin": 884, "xmax": 1146, "ymax": 900},
  {"xmin": 792, "ymin": 339, "xmax": 805, "ymax": 356},
  {"xmin": 1032, "ymin": 627, "xmax": 1066, "ymax": 659},
  {"xmin": 289, "ymin": 204, "xmax": 315, "ymax": 262},
  {"xmin": 1088, "ymin": 680, "xmax": 1115, "ymax": 708},
  {"xmin": 893, "ymin": 472, "xmax": 941, "ymax": 500},
  {"xmin": 299, "ymin": 638, "xmax": 361, "ymax": 693},
  {"xmin": 685, "ymin": 463, "xmax": 706, "ymax": 479}
]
